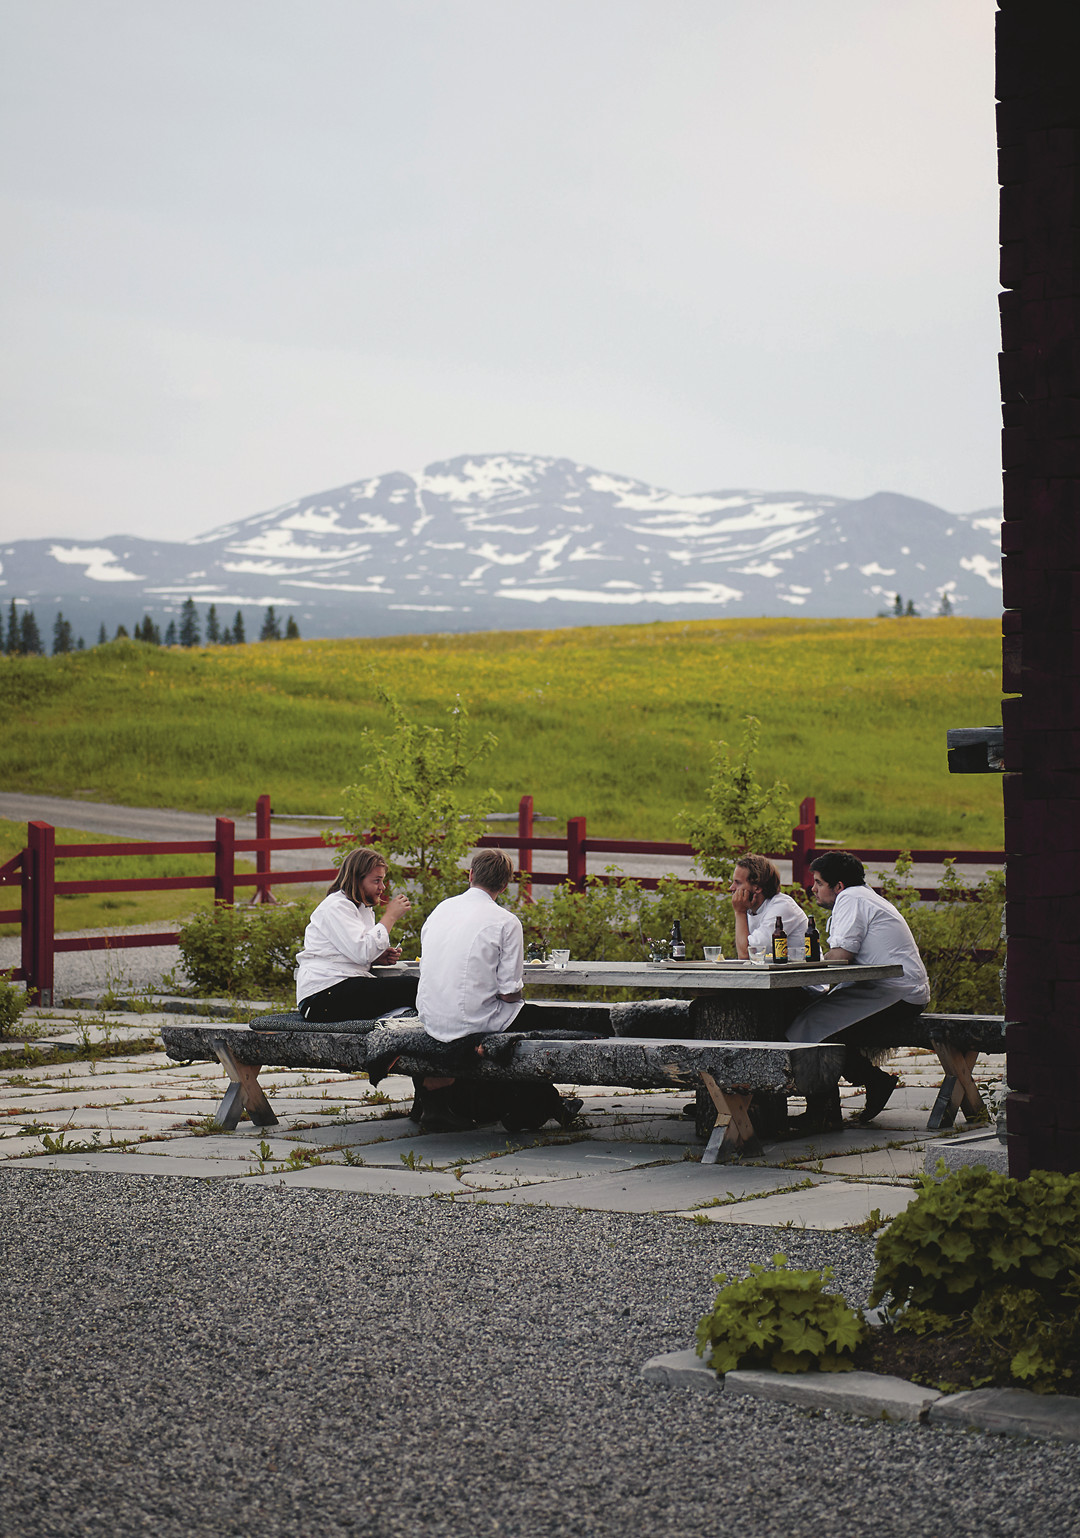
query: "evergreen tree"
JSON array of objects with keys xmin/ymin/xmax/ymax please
[
  {"xmin": 97, "ymin": 622, "xmax": 108, "ymax": 646},
  {"xmin": 220, "ymin": 622, "xmax": 234, "ymax": 645},
  {"xmin": 164, "ymin": 620, "xmax": 178, "ymax": 646},
  {"xmin": 20, "ymin": 609, "xmax": 43, "ymax": 655},
  {"xmin": 146, "ymin": 617, "xmax": 161, "ymax": 645},
  {"xmin": 285, "ymin": 614, "xmax": 300, "ymax": 640},
  {"xmin": 938, "ymin": 589, "xmax": 954, "ymax": 617},
  {"xmin": 115, "ymin": 624, "xmax": 129, "ymax": 639},
  {"xmin": 904, "ymin": 598, "xmax": 918, "ymax": 617},
  {"xmin": 76, "ymin": 636, "xmax": 86, "ymax": 651},
  {"xmin": 4, "ymin": 599, "xmax": 18, "ymax": 655},
  {"xmin": 205, "ymin": 604, "xmax": 221, "ymax": 645},
  {"xmin": 52, "ymin": 612, "xmax": 74, "ymax": 654},
  {"xmin": 891, "ymin": 593, "xmax": 903, "ymax": 617},
  {"xmin": 178, "ymin": 597, "xmax": 201, "ymax": 648},
  {"xmin": 259, "ymin": 605, "xmax": 282, "ymax": 642},
  {"xmin": 232, "ymin": 609, "xmax": 246, "ymax": 645}
]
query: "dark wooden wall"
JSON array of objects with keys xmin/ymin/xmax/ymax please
[{"xmin": 998, "ymin": 0, "xmax": 1080, "ymax": 1176}]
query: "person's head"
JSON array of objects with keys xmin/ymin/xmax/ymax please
[
  {"xmin": 469, "ymin": 848, "xmax": 513, "ymax": 895},
  {"xmin": 730, "ymin": 854, "xmax": 781, "ymax": 907},
  {"xmin": 329, "ymin": 846, "xmax": 389, "ymax": 908},
  {"xmin": 809, "ymin": 851, "xmax": 866, "ymax": 909}
]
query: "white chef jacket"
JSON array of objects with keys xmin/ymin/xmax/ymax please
[
  {"xmin": 788, "ymin": 884, "xmax": 929, "ymax": 1043},
  {"xmin": 295, "ymin": 889, "xmax": 391, "ymax": 1004},
  {"xmin": 416, "ymin": 885, "xmax": 525, "ymax": 1041},
  {"xmin": 747, "ymin": 892, "xmax": 808, "ymax": 958}
]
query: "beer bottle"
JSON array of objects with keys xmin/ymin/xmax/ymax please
[
  {"xmin": 771, "ymin": 915, "xmax": 788, "ymax": 964},
  {"xmin": 670, "ymin": 920, "xmax": 686, "ymax": 960},
  {"xmin": 805, "ymin": 915, "xmax": 821, "ymax": 963}
]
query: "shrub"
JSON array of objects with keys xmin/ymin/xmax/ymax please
[
  {"xmin": 680, "ymin": 715, "xmax": 795, "ymax": 884},
  {"xmin": 335, "ymin": 686, "xmax": 498, "ymax": 949},
  {"xmin": 870, "ymin": 1165, "xmax": 1080, "ymax": 1390},
  {"xmin": 696, "ymin": 1254, "xmax": 865, "ymax": 1374},
  {"xmin": 0, "ymin": 975, "xmax": 27, "ymax": 1035},
  {"xmin": 177, "ymin": 902, "xmax": 311, "ymax": 998}
]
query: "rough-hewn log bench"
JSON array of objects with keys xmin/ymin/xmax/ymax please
[
  {"xmin": 612, "ymin": 1002, "xmax": 1004, "ymax": 1135},
  {"xmin": 160, "ymin": 1017, "xmax": 844, "ymax": 1165}
]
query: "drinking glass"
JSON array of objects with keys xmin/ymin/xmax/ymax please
[
  {"xmin": 550, "ymin": 948, "xmax": 570, "ymax": 968},
  {"xmin": 702, "ymin": 946, "xmax": 723, "ymax": 963},
  {"xmin": 748, "ymin": 944, "xmax": 768, "ymax": 965}
]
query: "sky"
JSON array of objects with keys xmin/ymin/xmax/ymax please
[{"xmin": 0, "ymin": 0, "xmax": 1000, "ymax": 544}]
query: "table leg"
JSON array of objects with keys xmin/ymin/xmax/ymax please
[
  {"xmin": 927, "ymin": 1045, "xmax": 988, "ymax": 1130},
  {"xmin": 211, "ymin": 1039, "xmax": 279, "ymax": 1130},
  {"xmin": 699, "ymin": 1071, "xmax": 764, "ymax": 1164}
]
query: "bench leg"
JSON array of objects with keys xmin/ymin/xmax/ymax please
[
  {"xmin": 699, "ymin": 1072, "xmax": 764, "ymax": 1164},
  {"xmin": 927, "ymin": 1046, "xmax": 988, "ymax": 1130},
  {"xmin": 211, "ymin": 1039, "xmax": 278, "ymax": 1130}
]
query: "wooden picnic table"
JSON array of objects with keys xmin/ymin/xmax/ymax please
[{"xmin": 516, "ymin": 959, "xmax": 904, "ymax": 1038}]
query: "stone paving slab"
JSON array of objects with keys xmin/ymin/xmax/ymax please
[
  {"xmin": 929, "ymin": 1387, "xmax": 1080, "ymax": 1443},
  {"xmin": 243, "ymin": 1163, "xmax": 465, "ymax": 1197},
  {"xmin": 813, "ymin": 1145, "xmax": 926, "ymax": 1180},
  {"xmin": 925, "ymin": 1131, "xmax": 1008, "ymax": 1177},
  {"xmin": 677, "ymin": 1179, "xmax": 919, "ymax": 1229},
  {"xmin": 1, "ymin": 1106, "xmax": 191, "ymax": 1132},
  {"xmin": 125, "ymin": 1134, "xmax": 343, "ymax": 1164},
  {"xmin": 454, "ymin": 1139, "xmax": 685, "ymax": 1186},
  {"xmin": 455, "ymin": 1163, "xmax": 833, "ymax": 1213},
  {"xmin": 641, "ymin": 1348, "xmax": 722, "ymax": 1395},
  {"xmin": 285, "ymin": 1117, "xmax": 423, "ymax": 1147},
  {"xmin": 770, "ymin": 1123, "xmax": 938, "ymax": 1166},
  {"xmin": 723, "ymin": 1367, "xmax": 942, "ymax": 1422},
  {"xmin": 15, "ymin": 1150, "xmax": 249, "ymax": 1177},
  {"xmin": 577, "ymin": 1116, "xmax": 699, "ymax": 1144}
]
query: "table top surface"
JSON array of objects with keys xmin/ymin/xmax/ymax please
[{"xmin": 378, "ymin": 959, "xmax": 902, "ymax": 991}]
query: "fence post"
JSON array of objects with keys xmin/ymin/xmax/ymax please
[
  {"xmin": 254, "ymin": 794, "xmax": 276, "ymax": 904},
  {"xmin": 567, "ymin": 816, "xmax": 587, "ymax": 893},
  {"xmin": 24, "ymin": 822, "xmax": 55, "ymax": 1005},
  {"xmin": 791, "ymin": 796, "xmax": 816, "ymax": 890},
  {"xmin": 215, "ymin": 818, "xmax": 236, "ymax": 906},
  {"xmin": 517, "ymin": 794, "xmax": 534, "ymax": 904}
]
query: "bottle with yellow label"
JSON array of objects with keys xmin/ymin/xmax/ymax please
[{"xmin": 771, "ymin": 915, "xmax": 788, "ymax": 964}]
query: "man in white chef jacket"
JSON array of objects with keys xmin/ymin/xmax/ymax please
[
  {"xmin": 787, "ymin": 851, "xmax": 929, "ymax": 1129},
  {"xmin": 730, "ymin": 855, "xmax": 808, "ymax": 960}
]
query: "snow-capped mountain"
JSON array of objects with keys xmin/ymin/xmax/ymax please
[{"xmin": 0, "ymin": 453, "xmax": 1002, "ymax": 640}]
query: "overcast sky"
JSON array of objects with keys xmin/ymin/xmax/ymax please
[{"xmin": 1, "ymin": 0, "xmax": 999, "ymax": 543}]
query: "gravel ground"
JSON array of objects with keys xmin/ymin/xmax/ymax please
[
  {"xmin": 2, "ymin": 1170, "xmax": 1077, "ymax": 1538},
  {"xmin": 0, "ymin": 927, "xmax": 186, "ymax": 1000}
]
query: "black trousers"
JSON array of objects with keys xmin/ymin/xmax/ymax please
[{"xmin": 298, "ymin": 973, "xmax": 419, "ymax": 1022}]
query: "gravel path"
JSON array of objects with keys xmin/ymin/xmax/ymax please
[{"xmin": 2, "ymin": 1170, "xmax": 1076, "ymax": 1538}]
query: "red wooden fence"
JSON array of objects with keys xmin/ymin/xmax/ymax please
[{"xmin": 1, "ymin": 792, "xmax": 1003, "ymax": 1004}]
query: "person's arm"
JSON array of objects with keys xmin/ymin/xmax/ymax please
[
  {"xmin": 825, "ymin": 946, "xmax": 856, "ymax": 963},
  {"xmin": 320, "ymin": 895, "xmax": 406, "ymax": 969},
  {"xmin": 731, "ymin": 888, "xmax": 753, "ymax": 959},
  {"xmin": 495, "ymin": 917, "xmax": 524, "ymax": 1002},
  {"xmin": 822, "ymin": 891, "xmax": 863, "ymax": 966}
]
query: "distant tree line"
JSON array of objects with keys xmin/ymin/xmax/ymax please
[
  {"xmin": 875, "ymin": 591, "xmax": 955, "ymax": 619},
  {"xmin": 3, "ymin": 598, "xmax": 299, "ymax": 657}
]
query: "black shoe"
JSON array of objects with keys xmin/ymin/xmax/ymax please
[
  {"xmin": 785, "ymin": 1090, "xmax": 843, "ymax": 1136},
  {"xmin": 557, "ymin": 1096, "xmax": 584, "ymax": 1127},
  {"xmin": 857, "ymin": 1071, "xmax": 900, "ymax": 1125}
]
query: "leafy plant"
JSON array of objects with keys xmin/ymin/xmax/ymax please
[
  {"xmin": 177, "ymin": 901, "xmax": 311, "ymax": 998},
  {"xmin": 695, "ymin": 1253, "xmax": 865, "ymax": 1374},
  {"xmin": 335, "ymin": 686, "xmax": 498, "ymax": 946},
  {"xmin": 680, "ymin": 716, "xmax": 796, "ymax": 883},
  {"xmin": 0, "ymin": 976, "xmax": 27, "ymax": 1036},
  {"xmin": 870, "ymin": 1165, "xmax": 1080, "ymax": 1390}
]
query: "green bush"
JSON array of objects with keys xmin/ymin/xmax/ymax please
[
  {"xmin": 177, "ymin": 902, "xmax": 311, "ymax": 998},
  {"xmin": 0, "ymin": 974, "xmax": 27, "ymax": 1035},
  {"xmin": 696, "ymin": 1254, "xmax": 866, "ymax": 1374},
  {"xmin": 870, "ymin": 1165, "xmax": 1080, "ymax": 1390}
]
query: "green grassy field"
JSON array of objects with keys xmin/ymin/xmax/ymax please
[{"xmin": 0, "ymin": 616, "xmax": 1004, "ymax": 848}]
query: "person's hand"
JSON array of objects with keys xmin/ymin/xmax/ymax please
[
  {"xmin": 374, "ymin": 945, "xmax": 403, "ymax": 965},
  {"xmin": 730, "ymin": 886, "xmax": 753, "ymax": 915},
  {"xmin": 383, "ymin": 892, "xmax": 411, "ymax": 925}
]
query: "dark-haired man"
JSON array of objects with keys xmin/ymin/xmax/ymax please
[
  {"xmin": 415, "ymin": 850, "xmax": 581, "ymax": 1133},
  {"xmin": 730, "ymin": 854, "xmax": 808, "ymax": 961},
  {"xmin": 787, "ymin": 850, "xmax": 929, "ymax": 1129}
]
